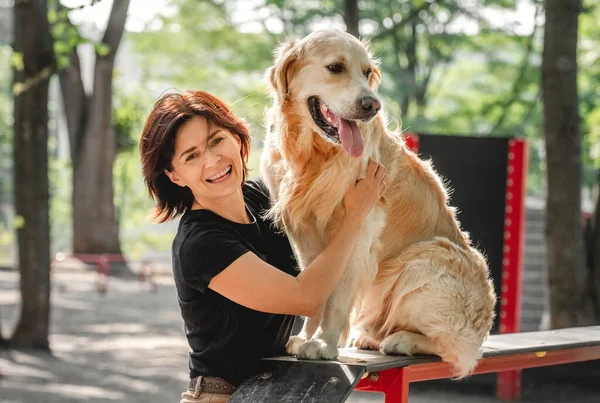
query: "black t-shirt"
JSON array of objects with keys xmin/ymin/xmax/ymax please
[{"xmin": 171, "ymin": 179, "xmax": 300, "ymax": 385}]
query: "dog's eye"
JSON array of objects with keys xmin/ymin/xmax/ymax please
[
  {"xmin": 365, "ymin": 68, "xmax": 372, "ymax": 78},
  {"xmin": 326, "ymin": 63, "xmax": 344, "ymax": 74}
]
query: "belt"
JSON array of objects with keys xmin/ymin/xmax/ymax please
[{"xmin": 188, "ymin": 375, "xmax": 236, "ymax": 395}]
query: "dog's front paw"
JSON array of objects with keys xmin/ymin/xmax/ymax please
[
  {"xmin": 286, "ymin": 335, "xmax": 307, "ymax": 356},
  {"xmin": 296, "ymin": 339, "xmax": 338, "ymax": 360}
]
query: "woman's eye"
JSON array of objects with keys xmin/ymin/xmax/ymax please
[
  {"xmin": 211, "ymin": 137, "xmax": 223, "ymax": 147},
  {"xmin": 186, "ymin": 153, "xmax": 198, "ymax": 161},
  {"xmin": 365, "ymin": 68, "xmax": 372, "ymax": 78},
  {"xmin": 326, "ymin": 63, "xmax": 343, "ymax": 73}
]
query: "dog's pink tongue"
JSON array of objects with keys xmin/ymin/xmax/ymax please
[{"xmin": 337, "ymin": 117, "xmax": 364, "ymax": 158}]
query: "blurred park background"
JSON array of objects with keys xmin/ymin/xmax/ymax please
[{"xmin": 1, "ymin": 0, "xmax": 600, "ymax": 402}]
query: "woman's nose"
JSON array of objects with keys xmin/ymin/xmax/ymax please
[{"xmin": 203, "ymin": 150, "xmax": 221, "ymax": 168}]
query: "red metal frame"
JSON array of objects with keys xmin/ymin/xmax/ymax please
[
  {"xmin": 500, "ymin": 138, "xmax": 528, "ymax": 335},
  {"xmin": 355, "ymin": 346, "xmax": 600, "ymax": 403},
  {"xmin": 403, "ymin": 132, "xmax": 419, "ymax": 153},
  {"xmin": 497, "ymin": 138, "xmax": 528, "ymax": 400}
]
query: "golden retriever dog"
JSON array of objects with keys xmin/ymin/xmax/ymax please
[{"xmin": 260, "ymin": 29, "xmax": 496, "ymax": 378}]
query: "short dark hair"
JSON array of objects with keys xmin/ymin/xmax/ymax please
[{"xmin": 140, "ymin": 91, "xmax": 251, "ymax": 222}]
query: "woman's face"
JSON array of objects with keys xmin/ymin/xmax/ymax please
[{"xmin": 165, "ymin": 115, "xmax": 243, "ymax": 204}]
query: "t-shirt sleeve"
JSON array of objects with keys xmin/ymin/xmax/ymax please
[{"xmin": 178, "ymin": 227, "xmax": 249, "ymax": 293}]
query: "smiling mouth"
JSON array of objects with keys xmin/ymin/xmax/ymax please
[
  {"xmin": 206, "ymin": 165, "xmax": 232, "ymax": 183},
  {"xmin": 308, "ymin": 96, "xmax": 339, "ymax": 142},
  {"xmin": 307, "ymin": 96, "xmax": 365, "ymax": 158}
]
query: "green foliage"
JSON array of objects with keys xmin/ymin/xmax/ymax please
[
  {"xmin": 0, "ymin": 45, "xmax": 13, "ymax": 206},
  {"xmin": 129, "ymin": 0, "xmax": 276, "ymax": 136},
  {"xmin": 49, "ymin": 158, "xmax": 73, "ymax": 254},
  {"xmin": 113, "ymin": 146, "xmax": 167, "ymax": 259},
  {"xmin": 0, "ymin": 229, "xmax": 14, "ymax": 267},
  {"xmin": 47, "ymin": 0, "xmax": 115, "ymax": 69},
  {"xmin": 48, "ymin": 0, "xmax": 86, "ymax": 69},
  {"xmin": 113, "ymin": 91, "xmax": 146, "ymax": 154},
  {"xmin": 94, "ymin": 42, "xmax": 111, "ymax": 57},
  {"xmin": 9, "ymin": 52, "xmax": 24, "ymax": 71},
  {"xmin": 109, "ymin": 82, "xmax": 176, "ymax": 257},
  {"xmin": 30, "ymin": 0, "xmax": 600, "ymax": 258},
  {"xmin": 581, "ymin": 0, "xmax": 600, "ymax": 180}
]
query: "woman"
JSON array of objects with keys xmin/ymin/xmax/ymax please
[{"xmin": 140, "ymin": 90, "xmax": 387, "ymax": 402}]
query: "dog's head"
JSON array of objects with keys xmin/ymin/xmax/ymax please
[{"xmin": 267, "ymin": 29, "xmax": 382, "ymax": 158}]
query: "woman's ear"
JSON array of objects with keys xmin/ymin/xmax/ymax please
[
  {"xmin": 164, "ymin": 168, "xmax": 185, "ymax": 187},
  {"xmin": 266, "ymin": 39, "xmax": 298, "ymax": 103}
]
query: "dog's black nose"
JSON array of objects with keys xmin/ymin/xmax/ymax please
[{"xmin": 359, "ymin": 96, "xmax": 381, "ymax": 116}]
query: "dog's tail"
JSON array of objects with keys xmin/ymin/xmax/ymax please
[{"xmin": 435, "ymin": 327, "xmax": 486, "ymax": 379}]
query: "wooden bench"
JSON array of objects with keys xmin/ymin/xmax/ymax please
[
  {"xmin": 51, "ymin": 253, "xmax": 147, "ymax": 293},
  {"xmin": 52, "ymin": 252, "xmax": 160, "ymax": 293},
  {"xmin": 52, "ymin": 252, "xmax": 127, "ymax": 274},
  {"xmin": 229, "ymin": 326, "xmax": 600, "ymax": 403}
]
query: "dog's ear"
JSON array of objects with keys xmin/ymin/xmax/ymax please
[
  {"xmin": 360, "ymin": 38, "xmax": 382, "ymax": 91},
  {"xmin": 369, "ymin": 66, "xmax": 382, "ymax": 91},
  {"xmin": 266, "ymin": 39, "xmax": 298, "ymax": 102}
]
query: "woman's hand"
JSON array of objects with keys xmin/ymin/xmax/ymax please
[{"xmin": 343, "ymin": 158, "xmax": 388, "ymax": 221}]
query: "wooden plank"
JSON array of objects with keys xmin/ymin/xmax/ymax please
[
  {"xmin": 482, "ymin": 326, "xmax": 600, "ymax": 356},
  {"xmin": 263, "ymin": 348, "xmax": 441, "ymax": 373},
  {"xmin": 229, "ymin": 360, "xmax": 365, "ymax": 403},
  {"xmin": 262, "ymin": 327, "xmax": 600, "ymax": 373}
]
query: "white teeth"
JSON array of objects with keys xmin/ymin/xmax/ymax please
[
  {"xmin": 320, "ymin": 102, "xmax": 335, "ymax": 125},
  {"xmin": 207, "ymin": 166, "xmax": 232, "ymax": 181}
]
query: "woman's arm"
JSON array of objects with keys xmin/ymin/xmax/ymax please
[
  {"xmin": 208, "ymin": 213, "xmax": 365, "ymax": 316},
  {"xmin": 207, "ymin": 159, "xmax": 388, "ymax": 316}
]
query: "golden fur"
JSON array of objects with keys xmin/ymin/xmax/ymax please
[{"xmin": 260, "ymin": 29, "xmax": 496, "ymax": 378}]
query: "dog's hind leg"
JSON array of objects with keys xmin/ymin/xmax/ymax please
[
  {"xmin": 379, "ymin": 330, "xmax": 440, "ymax": 356},
  {"xmin": 380, "ymin": 328, "xmax": 483, "ymax": 379},
  {"xmin": 352, "ymin": 327, "xmax": 381, "ymax": 350}
]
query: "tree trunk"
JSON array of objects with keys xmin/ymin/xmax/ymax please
[
  {"xmin": 72, "ymin": 59, "xmax": 121, "ymax": 255},
  {"xmin": 59, "ymin": 0, "xmax": 132, "ymax": 275},
  {"xmin": 542, "ymin": 0, "xmax": 596, "ymax": 328},
  {"xmin": 10, "ymin": 0, "xmax": 53, "ymax": 349},
  {"xmin": 344, "ymin": 0, "xmax": 359, "ymax": 38}
]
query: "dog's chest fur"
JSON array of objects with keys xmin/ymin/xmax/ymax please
[{"xmin": 261, "ymin": 126, "xmax": 386, "ymax": 270}]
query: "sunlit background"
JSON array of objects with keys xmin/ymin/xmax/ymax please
[{"xmin": 1, "ymin": 0, "xmax": 598, "ymax": 264}]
